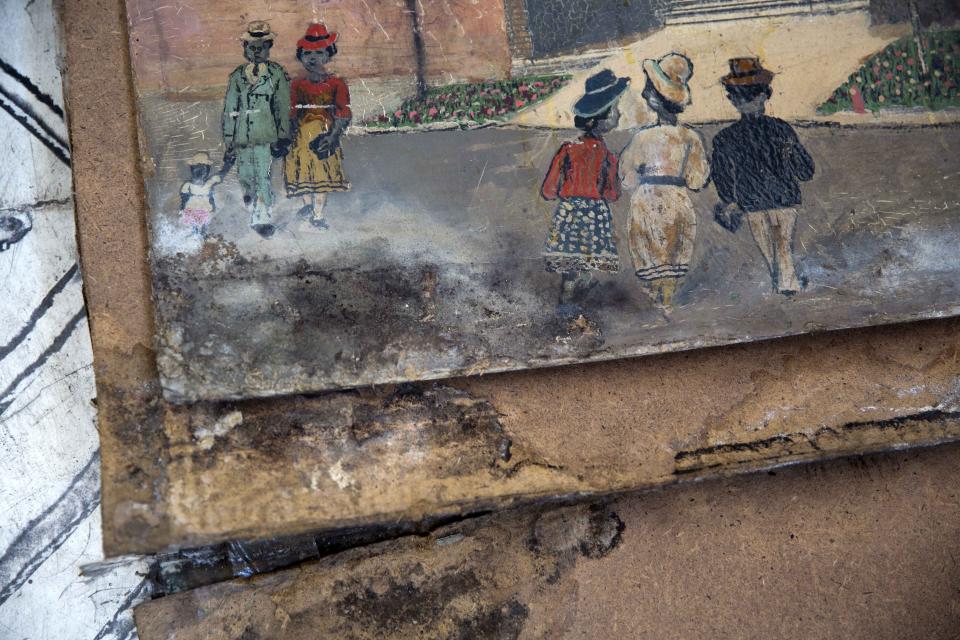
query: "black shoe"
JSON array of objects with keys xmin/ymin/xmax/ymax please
[
  {"xmin": 251, "ymin": 223, "xmax": 276, "ymax": 238},
  {"xmin": 243, "ymin": 194, "xmax": 253, "ymax": 206}
]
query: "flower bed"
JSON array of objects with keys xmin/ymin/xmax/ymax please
[
  {"xmin": 365, "ymin": 75, "xmax": 571, "ymax": 128},
  {"xmin": 818, "ymin": 30, "xmax": 959, "ymax": 114}
]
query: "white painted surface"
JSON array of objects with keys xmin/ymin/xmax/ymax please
[{"xmin": 0, "ymin": 1, "xmax": 149, "ymax": 638}]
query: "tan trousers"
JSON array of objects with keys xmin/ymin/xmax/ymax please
[{"xmin": 747, "ymin": 208, "xmax": 802, "ymax": 295}]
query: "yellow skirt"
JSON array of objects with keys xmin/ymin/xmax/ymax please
[{"xmin": 284, "ymin": 117, "xmax": 350, "ymax": 196}]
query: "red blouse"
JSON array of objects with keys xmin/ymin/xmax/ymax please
[
  {"xmin": 541, "ymin": 135, "xmax": 620, "ymax": 201},
  {"xmin": 290, "ymin": 75, "xmax": 352, "ymax": 124}
]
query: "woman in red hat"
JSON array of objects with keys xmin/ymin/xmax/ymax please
[{"xmin": 284, "ymin": 23, "xmax": 351, "ymax": 229}]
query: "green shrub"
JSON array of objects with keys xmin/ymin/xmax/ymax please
[
  {"xmin": 818, "ymin": 30, "xmax": 959, "ymax": 114},
  {"xmin": 364, "ymin": 75, "xmax": 571, "ymax": 128}
]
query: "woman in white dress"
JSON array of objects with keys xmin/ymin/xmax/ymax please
[{"xmin": 619, "ymin": 53, "xmax": 709, "ymax": 309}]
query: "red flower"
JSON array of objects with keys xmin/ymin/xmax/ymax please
[
  {"xmin": 907, "ymin": 57, "xmax": 915, "ymax": 66},
  {"xmin": 485, "ymin": 107, "xmax": 495, "ymax": 116},
  {"xmin": 886, "ymin": 72, "xmax": 894, "ymax": 80},
  {"xmin": 408, "ymin": 110, "xmax": 418, "ymax": 119},
  {"xmin": 515, "ymin": 99, "xmax": 525, "ymax": 108},
  {"xmin": 896, "ymin": 64, "xmax": 904, "ymax": 71},
  {"xmin": 394, "ymin": 110, "xmax": 403, "ymax": 118},
  {"xmin": 428, "ymin": 107, "xmax": 439, "ymax": 117}
]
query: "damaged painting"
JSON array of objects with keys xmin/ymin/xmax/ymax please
[{"xmin": 126, "ymin": 0, "xmax": 960, "ymax": 402}]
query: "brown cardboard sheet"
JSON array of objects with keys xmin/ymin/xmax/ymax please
[{"xmin": 135, "ymin": 444, "xmax": 960, "ymax": 639}]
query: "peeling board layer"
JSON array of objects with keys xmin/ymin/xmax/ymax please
[
  {"xmin": 134, "ymin": 444, "xmax": 960, "ymax": 639},
  {"xmin": 124, "ymin": 0, "xmax": 960, "ymax": 401},
  {"xmin": 107, "ymin": 323, "xmax": 960, "ymax": 552}
]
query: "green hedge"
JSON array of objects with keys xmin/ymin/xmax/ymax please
[
  {"xmin": 364, "ymin": 75, "xmax": 571, "ymax": 128},
  {"xmin": 818, "ymin": 30, "xmax": 959, "ymax": 114}
]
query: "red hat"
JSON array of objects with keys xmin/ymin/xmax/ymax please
[{"xmin": 297, "ymin": 23, "xmax": 338, "ymax": 50}]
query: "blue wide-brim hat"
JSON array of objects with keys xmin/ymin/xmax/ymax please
[{"xmin": 573, "ymin": 69, "xmax": 630, "ymax": 118}]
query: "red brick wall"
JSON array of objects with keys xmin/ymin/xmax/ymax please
[
  {"xmin": 127, "ymin": 0, "xmax": 510, "ymax": 96},
  {"xmin": 419, "ymin": 0, "xmax": 512, "ymax": 79}
]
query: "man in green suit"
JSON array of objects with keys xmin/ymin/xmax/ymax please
[{"xmin": 223, "ymin": 21, "xmax": 291, "ymax": 237}]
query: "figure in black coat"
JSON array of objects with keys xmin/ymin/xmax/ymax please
[{"xmin": 711, "ymin": 57, "xmax": 815, "ymax": 296}]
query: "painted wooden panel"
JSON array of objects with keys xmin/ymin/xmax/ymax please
[{"xmin": 127, "ymin": 1, "xmax": 960, "ymax": 402}]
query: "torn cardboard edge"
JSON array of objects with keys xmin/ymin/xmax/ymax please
[{"xmin": 132, "ymin": 442, "xmax": 960, "ymax": 639}]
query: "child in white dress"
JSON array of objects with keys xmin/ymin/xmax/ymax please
[{"xmin": 179, "ymin": 152, "xmax": 229, "ymax": 236}]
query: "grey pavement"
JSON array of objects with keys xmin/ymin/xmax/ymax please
[{"xmin": 141, "ymin": 115, "xmax": 960, "ymax": 401}]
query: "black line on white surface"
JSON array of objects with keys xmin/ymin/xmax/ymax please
[
  {"xmin": 91, "ymin": 578, "xmax": 151, "ymax": 640},
  {"xmin": 0, "ymin": 56, "xmax": 65, "ymax": 119},
  {"xmin": 0, "ymin": 262, "xmax": 79, "ymax": 361},
  {"xmin": 0, "ymin": 307, "xmax": 86, "ymax": 416},
  {"xmin": 0, "ymin": 451, "xmax": 101, "ymax": 607},
  {"xmin": 0, "ymin": 84, "xmax": 70, "ymax": 153},
  {"xmin": 0, "ymin": 93, "xmax": 71, "ymax": 167}
]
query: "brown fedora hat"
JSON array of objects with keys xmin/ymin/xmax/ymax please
[{"xmin": 721, "ymin": 57, "xmax": 774, "ymax": 87}]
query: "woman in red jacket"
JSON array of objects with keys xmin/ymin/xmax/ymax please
[{"xmin": 541, "ymin": 69, "xmax": 629, "ymax": 320}]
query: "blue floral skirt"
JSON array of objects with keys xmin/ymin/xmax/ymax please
[{"xmin": 543, "ymin": 197, "xmax": 620, "ymax": 273}]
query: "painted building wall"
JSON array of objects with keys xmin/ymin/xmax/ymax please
[
  {"xmin": 520, "ymin": 0, "xmax": 666, "ymax": 58},
  {"xmin": 127, "ymin": 0, "xmax": 512, "ymax": 97},
  {"xmin": 869, "ymin": 0, "xmax": 960, "ymax": 26}
]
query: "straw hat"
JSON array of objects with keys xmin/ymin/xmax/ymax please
[
  {"xmin": 297, "ymin": 23, "xmax": 338, "ymax": 50},
  {"xmin": 188, "ymin": 152, "xmax": 211, "ymax": 166},
  {"xmin": 642, "ymin": 53, "xmax": 693, "ymax": 107},
  {"xmin": 721, "ymin": 57, "xmax": 775, "ymax": 87},
  {"xmin": 241, "ymin": 20, "xmax": 276, "ymax": 42}
]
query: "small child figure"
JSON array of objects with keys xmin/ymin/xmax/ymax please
[{"xmin": 179, "ymin": 152, "xmax": 230, "ymax": 236}]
